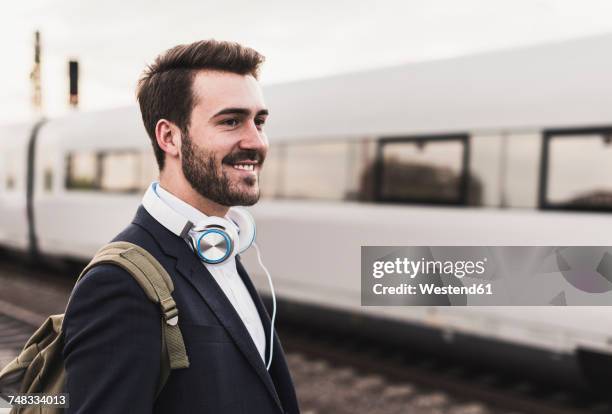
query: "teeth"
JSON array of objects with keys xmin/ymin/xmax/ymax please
[{"xmin": 233, "ymin": 164, "xmax": 254, "ymax": 171}]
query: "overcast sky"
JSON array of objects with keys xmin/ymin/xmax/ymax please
[{"xmin": 4, "ymin": 0, "xmax": 612, "ymax": 124}]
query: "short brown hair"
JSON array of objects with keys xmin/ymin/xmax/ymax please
[{"xmin": 136, "ymin": 39, "xmax": 265, "ymax": 170}]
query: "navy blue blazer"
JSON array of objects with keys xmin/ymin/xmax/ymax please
[{"xmin": 63, "ymin": 205, "xmax": 300, "ymax": 414}]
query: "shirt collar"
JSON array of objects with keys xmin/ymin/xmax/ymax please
[{"xmin": 155, "ymin": 182, "xmax": 209, "ymax": 226}]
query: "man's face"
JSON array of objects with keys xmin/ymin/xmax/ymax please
[{"xmin": 180, "ymin": 70, "xmax": 269, "ymax": 207}]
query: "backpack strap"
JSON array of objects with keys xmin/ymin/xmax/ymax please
[{"xmin": 75, "ymin": 241, "xmax": 190, "ymax": 397}]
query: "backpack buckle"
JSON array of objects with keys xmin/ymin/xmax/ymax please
[{"xmin": 160, "ymin": 297, "xmax": 179, "ymax": 326}]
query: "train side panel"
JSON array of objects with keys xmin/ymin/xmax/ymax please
[
  {"xmin": 242, "ymin": 200, "xmax": 612, "ymax": 357},
  {"xmin": 0, "ymin": 122, "xmax": 37, "ymax": 251}
]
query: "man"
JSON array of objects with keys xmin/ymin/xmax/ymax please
[{"xmin": 62, "ymin": 40, "xmax": 300, "ymax": 414}]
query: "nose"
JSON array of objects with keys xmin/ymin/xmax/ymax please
[{"xmin": 239, "ymin": 121, "xmax": 268, "ymax": 153}]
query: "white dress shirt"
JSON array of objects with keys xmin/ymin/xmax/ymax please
[{"xmin": 154, "ymin": 184, "xmax": 267, "ymax": 362}]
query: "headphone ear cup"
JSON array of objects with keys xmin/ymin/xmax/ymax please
[
  {"xmin": 227, "ymin": 207, "xmax": 256, "ymax": 254},
  {"xmin": 190, "ymin": 216, "xmax": 239, "ymax": 263}
]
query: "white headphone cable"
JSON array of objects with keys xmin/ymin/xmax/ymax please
[{"xmin": 253, "ymin": 242, "xmax": 276, "ymax": 371}]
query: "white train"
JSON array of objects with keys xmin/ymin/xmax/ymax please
[{"xmin": 3, "ymin": 33, "xmax": 612, "ymax": 390}]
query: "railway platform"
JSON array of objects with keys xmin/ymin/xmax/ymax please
[{"xmin": 0, "ymin": 256, "xmax": 607, "ymax": 414}]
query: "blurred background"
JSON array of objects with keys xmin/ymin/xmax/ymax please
[{"xmin": 3, "ymin": 1, "xmax": 612, "ymax": 413}]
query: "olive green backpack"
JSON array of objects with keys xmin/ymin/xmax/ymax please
[{"xmin": 0, "ymin": 242, "xmax": 190, "ymax": 413}]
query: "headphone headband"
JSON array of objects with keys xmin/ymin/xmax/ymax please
[{"xmin": 142, "ymin": 183, "xmax": 193, "ymax": 238}]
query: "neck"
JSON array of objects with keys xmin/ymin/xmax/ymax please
[{"xmin": 159, "ymin": 170, "xmax": 229, "ymax": 218}]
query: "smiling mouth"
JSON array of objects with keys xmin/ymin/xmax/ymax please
[
  {"xmin": 232, "ymin": 164, "xmax": 255, "ymax": 171},
  {"xmin": 223, "ymin": 161, "xmax": 260, "ymax": 175}
]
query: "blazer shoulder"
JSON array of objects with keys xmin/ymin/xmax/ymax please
[
  {"xmin": 68, "ymin": 262, "xmax": 156, "ymax": 316},
  {"xmin": 110, "ymin": 219, "xmax": 167, "ymax": 257}
]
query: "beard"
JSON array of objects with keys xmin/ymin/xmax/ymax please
[{"xmin": 180, "ymin": 131, "xmax": 263, "ymax": 206}]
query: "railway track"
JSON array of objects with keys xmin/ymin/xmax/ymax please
[{"xmin": 280, "ymin": 325, "xmax": 612, "ymax": 414}]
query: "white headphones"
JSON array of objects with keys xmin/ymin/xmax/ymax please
[
  {"xmin": 142, "ymin": 182, "xmax": 256, "ymax": 264},
  {"xmin": 142, "ymin": 181, "xmax": 277, "ymax": 371}
]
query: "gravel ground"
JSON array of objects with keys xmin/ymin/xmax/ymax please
[{"xmin": 286, "ymin": 353, "xmax": 515, "ymax": 414}]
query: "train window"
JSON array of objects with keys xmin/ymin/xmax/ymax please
[
  {"xmin": 281, "ymin": 141, "xmax": 353, "ymax": 200},
  {"xmin": 65, "ymin": 152, "xmax": 99, "ymax": 190},
  {"xmin": 43, "ymin": 169, "xmax": 53, "ymax": 192},
  {"xmin": 504, "ymin": 133, "xmax": 540, "ymax": 208},
  {"xmin": 375, "ymin": 135, "xmax": 469, "ymax": 205},
  {"xmin": 5, "ymin": 176, "xmax": 15, "ymax": 191},
  {"xmin": 100, "ymin": 152, "xmax": 140, "ymax": 193},
  {"xmin": 39, "ymin": 149, "xmax": 55, "ymax": 193},
  {"xmin": 5, "ymin": 152, "xmax": 19, "ymax": 191},
  {"xmin": 542, "ymin": 128, "xmax": 612, "ymax": 211},
  {"xmin": 66, "ymin": 150, "xmax": 154, "ymax": 193},
  {"xmin": 468, "ymin": 134, "xmax": 502, "ymax": 207},
  {"xmin": 348, "ymin": 139, "xmax": 377, "ymax": 201}
]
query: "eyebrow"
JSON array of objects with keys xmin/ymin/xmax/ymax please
[{"xmin": 212, "ymin": 107, "xmax": 269, "ymax": 118}]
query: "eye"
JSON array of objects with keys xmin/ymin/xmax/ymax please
[
  {"xmin": 221, "ymin": 118, "xmax": 240, "ymax": 128},
  {"xmin": 255, "ymin": 117, "xmax": 266, "ymax": 130}
]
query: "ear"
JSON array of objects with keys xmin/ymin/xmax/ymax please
[{"xmin": 155, "ymin": 119, "xmax": 182, "ymax": 161}]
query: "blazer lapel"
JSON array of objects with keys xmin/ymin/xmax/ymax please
[{"xmin": 132, "ymin": 206, "xmax": 283, "ymax": 411}]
